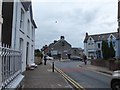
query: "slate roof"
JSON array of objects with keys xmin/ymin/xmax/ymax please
[
  {"xmin": 84, "ymin": 32, "xmax": 118, "ymax": 43},
  {"xmin": 21, "ymin": 0, "xmax": 31, "ymax": 11},
  {"xmin": 54, "ymin": 39, "xmax": 71, "ymax": 47},
  {"xmin": 21, "ymin": 0, "xmax": 37, "ymax": 28}
]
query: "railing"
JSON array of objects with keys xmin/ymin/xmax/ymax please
[{"xmin": 0, "ymin": 45, "xmax": 22, "ymax": 88}]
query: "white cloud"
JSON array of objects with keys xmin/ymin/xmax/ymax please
[{"xmin": 32, "ymin": 0, "xmax": 118, "ymax": 49}]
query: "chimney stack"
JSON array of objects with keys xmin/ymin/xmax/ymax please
[
  {"xmin": 86, "ymin": 32, "xmax": 88, "ymax": 37},
  {"xmin": 60, "ymin": 36, "xmax": 65, "ymax": 40},
  {"xmin": 54, "ymin": 40, "xmax": 57, "ymax": 43}
]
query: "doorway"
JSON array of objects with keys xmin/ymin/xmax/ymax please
[{"xmin": 26, "ymin": 42, "xmax": 29, "ymax": 67}]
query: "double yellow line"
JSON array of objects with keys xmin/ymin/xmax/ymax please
[{"xmin": 55, "ymin": 66, "xmax": 85, "ymax": 90}]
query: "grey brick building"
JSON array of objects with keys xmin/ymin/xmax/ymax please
[{"xmin": 48, "ymin": 36, "xmax": 71, "ymax": 59}]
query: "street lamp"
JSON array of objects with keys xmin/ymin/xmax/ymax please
[{"xmin": 118, "ymin": 28, "xmax": 119, "ymax": 59}]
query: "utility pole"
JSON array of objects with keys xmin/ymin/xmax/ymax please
[{"xmin": 118, "ymin": 28, "xmax": 120, "ymax": 59}]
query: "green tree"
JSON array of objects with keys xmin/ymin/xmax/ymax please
[
  {"xmin": 102, "ymin": 40, "xmax": 109, "ymax": 59},
  {"xmin": 35, "ymin": 49, "xmax": 43, "ymax": 58},
  {"xmin": 109, "ymin": 41, "xmax": 115, "ymax": 58}
]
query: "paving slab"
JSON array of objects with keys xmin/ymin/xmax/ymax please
[{"xmin": 23, "ymin": 63, "xmax": 72, "ymax": 89}]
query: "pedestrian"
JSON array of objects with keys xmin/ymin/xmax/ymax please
[
  {"xmin": 44, "ymin": 55, "xmax": 47, "ymax": 65},
  {"xmin": 83, "ymin": 54, "xmax": 87, "ymax": 65}
]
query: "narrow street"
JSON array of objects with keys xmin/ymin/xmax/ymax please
[{"xmin": 48, "ymin": 60, "xmax": 112, "ymax": 89}]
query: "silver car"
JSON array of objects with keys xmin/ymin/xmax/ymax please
[{"xmin": 111, "ymin": 70, "xmax": 120, "ymax": 90}]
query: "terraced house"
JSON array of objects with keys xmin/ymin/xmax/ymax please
[
  {"xmin": 0, "ymin": 0, "xmax": 37, "ymax": 89},
  {"xmin": 84, "ymin": 32, "xmax": 119, "ymax": 59}
]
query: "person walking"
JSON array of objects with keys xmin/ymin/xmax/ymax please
[
  {"xmin": 44, "ymin": 55, "xmax": 47, "ymax": 65},
  {"xmin": 83, "ymin": 54, "xmax": 87, "ymax": 65}
]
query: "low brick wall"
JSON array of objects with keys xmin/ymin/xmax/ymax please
[{"xmin": 91, "ymin": 59, "xmax": 120, "ymax": 71}]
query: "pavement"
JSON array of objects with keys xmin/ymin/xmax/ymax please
[
  {"xmin": 23, "ymin": 63, "xmax": 72, "ymax": 89},
  {"xmin": 79, "ymin": 61, "xmax": 113, "ymax": 75}
]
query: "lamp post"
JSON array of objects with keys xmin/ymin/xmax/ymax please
[{"xmin": 118, "ymin": 28, "xmax": 120, "ymax": 59}]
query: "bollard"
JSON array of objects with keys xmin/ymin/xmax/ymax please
[{"xmin": 52, "ymin": 62, "xmax": 54, "ymax": 72}]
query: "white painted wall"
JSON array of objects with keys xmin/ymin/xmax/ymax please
[
  {"xmin": 12, "ymin": 1, "xmax": 36, "ymax": 72},
  {"xmin": 87, "ymin": 37, "xmax": 95, "ymax": 50}
]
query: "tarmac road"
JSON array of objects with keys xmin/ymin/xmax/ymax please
[{"xmin": 52, "ymin": 60, "xmax": 112, "ymax": 89}]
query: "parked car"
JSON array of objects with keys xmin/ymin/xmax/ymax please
[
  {"xmin": 111, "ymin": 70, "xmax": 120, "ymax": 90},
  {"xmin": 46, "ymin": 56, "xmax": 53, "ymax": 60},
  {"xmin": 30, "ymin": 63, "xmax": 38, "ymax": 68},
  {"xmin": 70, "ymin": 56, "xmax": 82, "ymax": 61},
  {"xmin": 26, "ymin": 63, "xmax": 38, "ymax": 70}
]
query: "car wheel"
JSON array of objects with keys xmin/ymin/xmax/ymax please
[{"xmin": 111, "ymin": 81, "xmax": 120, "ymax": 90}]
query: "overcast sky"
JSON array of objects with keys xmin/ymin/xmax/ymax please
[{"xmin": 32, "ymin": 0, "xmax": 118, "ymax": 49}]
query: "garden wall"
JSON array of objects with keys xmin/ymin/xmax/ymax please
[{"xmin": 91, "ymin": 59, "xmax": 120, "ymax": 71}]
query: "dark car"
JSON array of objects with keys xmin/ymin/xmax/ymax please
[{"xmin": 70, "ymin": 56, "xmax": 82, "ymax": 61}]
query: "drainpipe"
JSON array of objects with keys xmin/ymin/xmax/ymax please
[
  {"xmin": 13, "ymin": 1, "xmax": 18, "ymax": 49},
  {"xmin": 0, "ymin": 0, "xmax": 3, "ymax": 89}
]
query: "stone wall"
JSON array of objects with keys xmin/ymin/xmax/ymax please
[{"xmin": 91, "ymin": 59, "xmax": 120, "ymax": 71}]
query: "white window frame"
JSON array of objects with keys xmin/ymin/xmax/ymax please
[{"xmin": 20, "ymin": 9, "xmax": 24, "ymax": 30}]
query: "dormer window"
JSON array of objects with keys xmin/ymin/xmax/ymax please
[
  {"xmin": 110, "ymin": 35, "xmax": 113, "ymax": 39},
  {"xmin": 90, "ymin": 38, "xmax": 92, "ymax": 40}
]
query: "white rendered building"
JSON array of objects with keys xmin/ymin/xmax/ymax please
[
  {"xmin": 12, "ymin": 1, "xmax": 37, "ymax": 72},
  {"xmin": 0, "ymin": 0, "xmax": 37, "ymax": 89},
  {"xmin": 84, "ymin": 32, "xmax": 118, "ymax": 59},
  {"xmin": 2, "ymin": 0, "xmax": 37, "ymax": 72}
]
